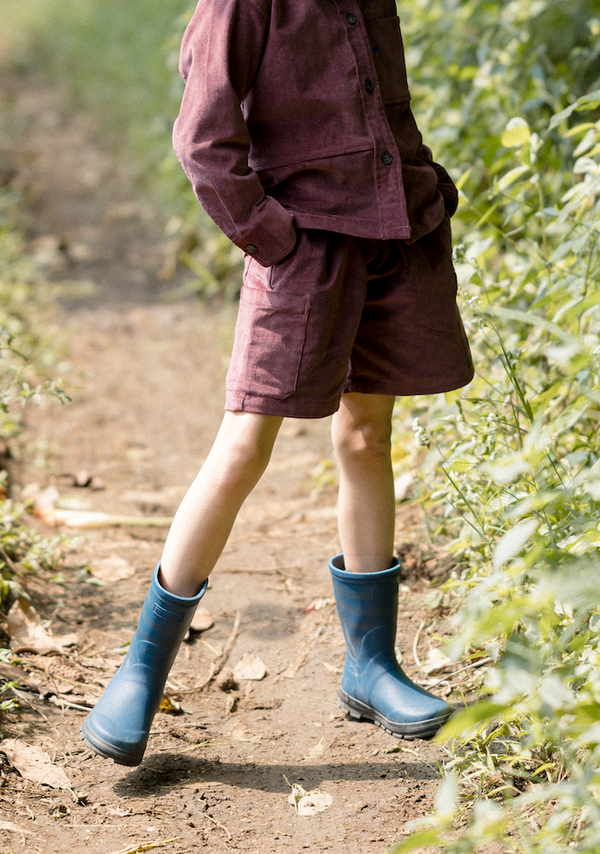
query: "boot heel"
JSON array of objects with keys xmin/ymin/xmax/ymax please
[
  {"xmin": 338, "ymin": 691, "xmax": 370, "ymax": 721},
  {"xmin": 339, "ymin": 697, "xmax": 362, "ymax": 719}
]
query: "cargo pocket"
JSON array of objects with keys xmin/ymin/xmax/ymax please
[
  {"xmin": 226, "ymin": 285, "xmax": 310, "ymax": 399},
  {"xmin": 365, "ymin": 17, "xmax": 411, "ymax": 104}
]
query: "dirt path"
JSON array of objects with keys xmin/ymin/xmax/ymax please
[{"xmin": 0, "ymin": 77, "xmax": 455, "ymax": 854}]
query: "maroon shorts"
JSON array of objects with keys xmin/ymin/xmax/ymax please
[{"xmin": 225, "ymin": 217, "xmax": 473, "ymax": 418}]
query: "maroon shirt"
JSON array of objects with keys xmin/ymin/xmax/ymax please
[{"xmin": 173, "ymin": 0, "xmax": 458, "ymax": 268}]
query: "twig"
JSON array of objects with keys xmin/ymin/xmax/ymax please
[
  {"xmin": 205, "ymin": 814, "xmax": 232, "ymax": 842},
  {"xmin": 425, "ymin": 656, "xmax": 493, "ymax": 689},
  {"xmin": 48, "ymin": 695, "xmax": 92, "ymax": 712},
  {"xmin": 8, "ymin": 686, "xmax": 49, "ymax": 720},
  {"xmin": 107, "ymin": 839, "xmax": 181, "ymax": 854},
  {"xmin": 412, "ymin": 619, "xmax": 426, "ymax": 670},
  {"xmin": 176, "ymin": 611, "xmax": 241, "ymax": 695}
]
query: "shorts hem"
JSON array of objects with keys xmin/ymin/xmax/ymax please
[
  {"xmin": 343, "ymin": 366, "xmax": 474, "ymax": 398},
  {"xmin": 225, "ymin": 364, "xmax": 474, "ymax": 417},
  {"xmin": 225, "ymin": 390, "xmax": 341, "ymax": 419}
]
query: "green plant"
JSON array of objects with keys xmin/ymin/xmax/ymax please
[
  {"xmin": 0, "ymin": 198, "xmax": 69, "ymax": 604},
  {"xmin": 400, "ymin": 0, "xmax": 600, "ymax": 229},
  {"xmin": 0, "ymin": 217, "xmax": 69, "ymax": 440},
  {"xmin": 390, "ymin": 90, "xmax": 600, "ymax": 854}
]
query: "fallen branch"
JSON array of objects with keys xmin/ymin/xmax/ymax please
[{"xmin": 34, "ymin": 507, "xmax": 173, "ymax": 529}]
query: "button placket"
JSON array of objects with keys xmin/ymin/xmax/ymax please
[{"xmin": 337, "ymin": 1, "xmax": 410, "ymax": 235}]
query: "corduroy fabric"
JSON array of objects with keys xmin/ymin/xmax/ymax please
[
  {"xmin": 173, "ymin": 0, "xmax": 458, "ymax": 268},
  {"xmin": 225, "ymin": 221, "xmax": 474, "ymax": 417}
]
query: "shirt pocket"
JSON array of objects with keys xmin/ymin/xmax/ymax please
[
  {"xmin": 365, "ymin": 17, "xmax": 411, "ymax": 105},
  {"xmin": 226, "ymin": 285, "xmax": 310, "ymax": 399}
]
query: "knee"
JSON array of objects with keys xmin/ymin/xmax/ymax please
[
  {"xmin": 332, "ymin": 414, "xmax": 392, "ymax": 466},
  {"xmin": 225, "ymin": 434, "xmax": 273, "ymax": 484},
  {"xmin": 211, "ymin": 412, "xmax": 281, "ymax": 488},
  {"xmin": 216, "ymin": 429, "xmax": 276, "ymax": 492}
]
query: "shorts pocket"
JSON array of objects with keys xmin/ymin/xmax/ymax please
[{"xmin": 226, "ymin": 286, "xmax": 310, "ymax": 399}]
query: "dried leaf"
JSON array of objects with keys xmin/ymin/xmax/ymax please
[
  {"xmin": 158, "ymin": 695, "xmax": 182, "ymax": 715},
  {"xmin": 287, "ymin": 782, "xmax": 333, "ymax": 815},
  {"xmin": 422, "ymin": 647, "xmax": 453, "ymax": 675},
  {"xmin": 232, "ymin": 653, "xmax": 267, "ymax": 682},
  {"xmin": 90, "ymin": 556, "xmax": 136, "ymax": 583},
  {"xmin": 7, "ymin": 600, "xmax": 78, "ymax": 655},
  {"xmin": 0, "ymin": 739, "xmax": 71, "ymax": 789},
  {"xmin": 0, "ymin": 661, "xmax": 30, "ymax": 683},
  {"xmin": 215, "ymin": 668, "xmax": 238, "ymax": 692},
  {"xmin": 303, "ymin": 737, "xmax": 327, "ymax": 760},
  {"xmin": 302, "ymin": 598, "xmax": 334, "ymax": 613},
  {"xmin": 189, "ymin": 607, "xmax": 214, "ymax": 633}
]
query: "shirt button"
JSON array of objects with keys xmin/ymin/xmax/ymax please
[
  {"xmin": 245, "ymin": 244, "xmax": 258, "ymax": 255},
  {"xmin": 346, "ymin": 13, "xmax": 357, "ymax": 25},
  {"xmin": 381, "ymin": 151, "xmax": 394, "ymax": 165},
  {"xmin": 365, "ymin": 79, "xmax": 374, "ymax": 93}
]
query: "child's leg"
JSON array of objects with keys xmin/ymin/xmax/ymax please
[
  {"xmin": 81, "ymin": 410, "xmax": 282, "ymax": 764},
  {"xmin": 331, "ymin": 392, "xmax": 396, "ymax": 573},
  {"xmin": 160, "ymin": 410, "xmax": 283, "ymax": 597},
  {"xmin": 329, "ymin": 391, "xmax": 451, "ymax": 738}
]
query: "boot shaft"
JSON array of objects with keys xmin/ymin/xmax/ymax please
[{"xmin": 329, "ymin": 554, "xmax": 400, "ymax": 659}]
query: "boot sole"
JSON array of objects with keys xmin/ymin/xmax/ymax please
[
  {"xmin": 338, "ymin": 690, "xmax": 451, "ymax": 740},
  {"xmin": 80, "ymin": 719, "xmax": 145, "ymax": 767}
]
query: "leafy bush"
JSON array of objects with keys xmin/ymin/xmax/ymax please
[
  {"xmin": 384, "ymin": 3, "xmax": 600, "ymax": 849},
  {"xmin": 400, "ymin": 0, "xmax": 600, "ymax": 221},
  {"xmin": 390, "ymin": 85, "xmax": 600, "ymax": 854}
]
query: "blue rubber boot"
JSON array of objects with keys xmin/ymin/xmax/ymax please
[
  {"xmin": 329, "ymin": 554, "xmax": 452, "ymax": 739},
  {"xmin": 80, "ymin": 562, "xmax": 207, "ymax": 766}
]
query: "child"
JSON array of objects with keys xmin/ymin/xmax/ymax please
[{"xmin": 80, "ymin": 0, "xmax": 473, "ymax": 767}]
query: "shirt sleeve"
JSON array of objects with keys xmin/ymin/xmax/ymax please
[
  {"xmin": 172, "ymin": 0, "xmax": 297, "ymax": 267},
  {"xmin": 420, "ymin": 144, "xmax": 459, "ymax": 217}
]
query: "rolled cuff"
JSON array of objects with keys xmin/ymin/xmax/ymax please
[{"xmin": 234, "ymin": 196, "xmax": 297, "ymax": 267}]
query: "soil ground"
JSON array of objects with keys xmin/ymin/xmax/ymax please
[{"xmin": 0, "ymin": 75, "xmax": 460, "ymax": 854}]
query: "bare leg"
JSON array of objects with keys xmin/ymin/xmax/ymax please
[
  {"xmin": 160, "ymin": 410, "xmax": 283, "ymax": 597},
  {"xmin": 331, "ymin": 392, "xmax": 396, "ymax": 573}
]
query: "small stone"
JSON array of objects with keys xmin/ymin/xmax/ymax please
[
  {"xmin": 233, "ymin": 653, "xmax": 267, "ymax": 682},
  {"xmin": 215, "ymin": 668, "xmax": 238, "ymax": 692}
]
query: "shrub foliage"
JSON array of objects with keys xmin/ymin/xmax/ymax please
[{"xmin": 391, "ymin": 0, "xmax": 600, "ymax": 850}]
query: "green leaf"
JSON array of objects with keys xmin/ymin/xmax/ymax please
[
  {"xmin": 455, "ymin": 168, "xmax": 472, "ymax": 191},
  {"xmin": 497, "ymin": 165, "xmax": 531, "ymax": 191},
  {"xmin": 435, "ymin": 701, "xmax": 508, "ymax": 742},
  {"xmin": 493, "ymin": 518, "xmax": 539, "ymax": 571},
  {"xmin": 388, "ymin": 829, "xmax": 443, "ymax": 854},
  {"xmin": 501, "ymin": 118, "xmax": 531, "ymax": 148},
  {"xmin": 548, "ymin": 89, "xmax": 600, "ymax": 131}
]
